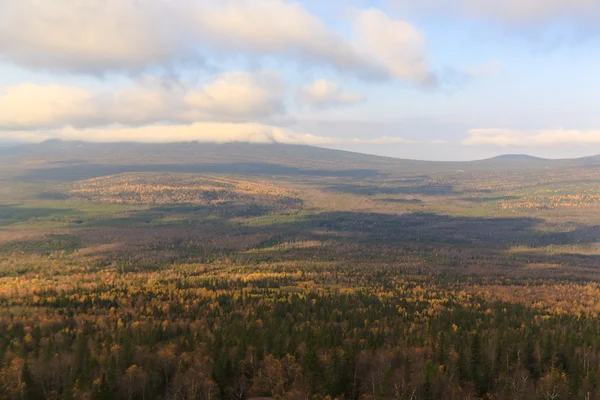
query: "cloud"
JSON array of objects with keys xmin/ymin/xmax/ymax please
[
  {"xmin": 193, "ymin": 0, "xmax": 364, "ymax": 71},
  {"xmin": 0, "ymin": 0, "xmax": 189, "ymax": 73},
  {"xmin": 0, "ymin": 0, "xmax": 433, "ymax": 83},
  {"xmin": 0, "ymin": 72, "xmax": 285, "ymax": 130},
  {"xmin": 0, "ymin": 84, "xmax": 95, "ymax": 130},
  {"xmin": 0, "ymin": 123, "xmax": 339, "ymax": 145},
  {"xmin": 299, "ymin": 80, "xmax": 365, "ymax": 108},
  {"xmin": 351, "ymin": 8, "xmax": 434, "ymax": 84},
  {"xmin": 183, "ymin": 72, "xmax": 285, "ymax": 121},
  {"xmin": 463, "ymin": 128, "xmax": 600, "ymax": 147},
  {"xmin": 387, "ymin": 0, "xmax": 600, "ymax": 25},
  {"xmin": 0, "ymin": 123, "xmax": 417, "ymax": 147}
]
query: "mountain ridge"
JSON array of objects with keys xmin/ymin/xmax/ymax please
[
  {"xmin": 2, "ymin": 140, "xmax": 600, "ymax": 178},
  {"xmin": 2, "ymin": 139, "xmax": 597, "ymax": 163}
]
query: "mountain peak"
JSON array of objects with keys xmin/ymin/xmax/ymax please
[{"xmin": 488, "ymin": 154, "xmax": 545, "ymax": 161}]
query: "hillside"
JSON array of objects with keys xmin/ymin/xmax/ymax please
[{"xmin": 3, "ymin": 141, "xmax": 600, "ymax": 184}]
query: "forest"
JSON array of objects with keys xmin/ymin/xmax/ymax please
[{"xmin": 3, "ymin": 142, "xmax": 600, "ymax": 399}]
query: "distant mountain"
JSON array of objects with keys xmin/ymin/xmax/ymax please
[
  {"xmin": 471, "ymin": 153, "xmax": 552, "ymax": 169},
  {"xmin": 475, "ymin": 153, "xmax": 600, "ymax": 169},
  {"xmin": 0, "ymin": 140, "xmax": 28, "ymax": 156},
  {"xmin": 2, "ymin": 141, "xmax": 600, "ymax": 181},
  {"xmin": 486, "ymin": 154, "xmax": 547, "ymax": 161}
]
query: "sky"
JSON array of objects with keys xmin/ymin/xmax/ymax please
[{"xmin": 0, "ymin": 0, "xmax": 599, "ymax": 161}]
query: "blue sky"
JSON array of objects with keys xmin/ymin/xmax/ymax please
[{"xmin": 0, "ymin": 0, "xmax": 599, "ymax": 160}]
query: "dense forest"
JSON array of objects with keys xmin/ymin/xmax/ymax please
[
  {"xmin": 5, "ymin": 262, "xmax": 600, "ymax": 400},
  {"xmin": 3, "ymin": 142, "xmax": 600, "ymax": 399}
]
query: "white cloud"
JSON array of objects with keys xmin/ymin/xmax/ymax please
[
  {"xmin": 0, "ymin": 84, "xmax": 95, "ymax": 130},
  {"xmin": 0, "ymin": 0, "xmax": 189, "ymax": 73},
  {"xmin": 192, "ymin": 0, "xmax": 363, "ymax": 71},
  {"xmin": 0, "ymin": 123, "xmax": 417, "ymax": 147},
  {"xmin": 351, "ymin": 8, "xmax": 434, "ymax": 84},
  {"xmin": 387, "ymin": 0, "xmax": 600, "ymax": 24},
  {"xmin": 299, "ymin": 80, "xmax": 365, "ymax": 108},
  {"xmin": 0, "ymin": 123, "xmax": 339, "ymax": 145},
  {"xmin": 0, "ymin": 0, "xmax": 433, "ymax": 83},
  {"xmin": 0, "ymin": 72, "xmax": 284, "ymax": 130},
  {"xmin": 183, "ymin": 72, "xmax": 285, "ymax": 121},
  {"xmin": 463, "ymin": 128, "xmax": 600, "ymax": 147}
]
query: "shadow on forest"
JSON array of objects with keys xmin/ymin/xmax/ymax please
[
  {"xmin": 326, "ymin": 184, "xmax": 457, "ymax": 196},
  {"xmin": 0, "ymin": 204, "xmax": 71, "ymax": 226},
  {"xmin": 376, "ymin": 198, "xmax": 423, "ymax": 204},
  {"xmin": 19, "ymin": 162, "xmax": 385, "ymax": 182},
  {"xmin": 459, "ymin": 196, "xmax": 520, "ymax": 203},
  {"xmin": 84, "ymin": 203, "xmax": 273, "ymax": 229},
  {"xmin": 12, "ymin": 205, "xmax": 600, "ymax": 275},
  {"xmin": 85, "ymin": 207, "xmax": 600, "ymax": 250},
  {"xmin": 0, "ymin": 234, "xmax": 80, "ymax": 256},
  {"xmin": 239, "ymin": 211, "xmax": 600, "ymax": 274},
  {"xmin": 272, "ymin": 211, "xmax": 574, "ymax": 248}
]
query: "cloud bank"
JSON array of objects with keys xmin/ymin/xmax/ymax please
[
  {"xmin": 0, "ymin": 72, "xmax": 284, "ymax": 130},
  {"xmin": 0, "ymin": 0, "xmax": 433, "ymax": 83},
  {"xmin": 299, "ymin": 80, "xmax": 365, "ymax": 108},
  {"xmin": 464, "ymin": 128, "xmax": 600, "ymax": 147},
  {"xmin": 1, "ymin": 123, "xmax": 338, "ymax": 145},
  {"xmin": 0, "ymin": 123, "xmax": 418, "ymax": 148}
]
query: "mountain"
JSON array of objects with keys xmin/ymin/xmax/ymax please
[
  {"xmin": 2, "ymin": 141, "xmax": 600, "ymax": 182},
  {"xmin": 486, "ymin": 154, "xmax": 547, "ymax": 162}
]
